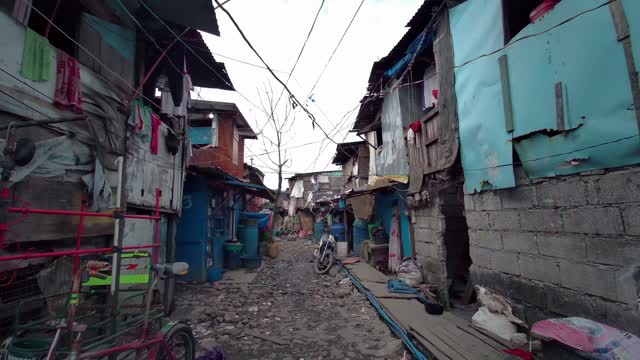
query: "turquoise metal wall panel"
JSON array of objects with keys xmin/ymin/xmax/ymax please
[
  {"xmin": 508, "ymin": 0, "xmax": 640, "ymax": 178},
  {"xmin": 509, "ymin": 0, "xmax": 632, "ymax": 137},
  {"xmin": 188, "ymin": 127, "xmax": 212, "ymax": 145},
  {"xmin": 378, "ymin": 87, "xmax": 409, "ymax": 177},
  {"xmin": 449, "ymin": 0, "xmax": 515, "ymax": 193},
  {"xmin": 621, "ymin": 0, "xmax": 640, "ymax": 73}
]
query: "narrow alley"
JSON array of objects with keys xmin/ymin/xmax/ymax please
[{"xmin": 172, "ymin": 240, "xmax": 404, "ymax": 360}]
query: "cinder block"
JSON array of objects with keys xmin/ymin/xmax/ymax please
[
  {"xmin": 600, "ymin": 298, "xmax": 640, "ymax": 335},
  {"xmin": 470, "ymin": 246, "xmax": 493, "ymax": 269},
  {"xmin": 415, "ymin": 241, "xmax": 441, "ymax": 259},
  {"xmin": 489, "ymin": 211, "xmax": 520, "ymax": 230},
  {"xmin": 502, "ymin": 232, "xmax": 538, "ymax": 254},
  {"xmin": 520, "ymin": 209, "xmax": 563, "ymax": 232},
  {"xmin": 586, "ymin": 237, "xmax": 640, "ymax": 267},
  {"xmin": 558, "ymin": 261, "xmax": 617, "ymax": 299},
  {"xmin": 465, "ymin": 211, "xmax": 490, "ymax": 230},
  {"xmin": 536, "ymin": 179, "xmax": 588, "ymax": 208},
  {"xmin": 470, "ymin": 266, "xmax": 512, "ymax": 296},
  {"xmin": 586, "ymin": 180, "xmax": 599, "ymax": 205},
  {"xmin": 563, "ymin": 207, "xmax": 624, "ymax": 235},
  {"xmin": 501, "ymin": 186, "xmax": 537, "ymax": 209},
  {"xmin": 519, "ymin": 255, "xmax": 561, "ymax": 284},
  {"xmin": 469, "ymin": 230, "xmax": 502, "ymax": 250},
  {"xmin": 464, "ymin": 194, "xmax": 475, "ymax": 211},
  {"xmin": 616, "ymin": 266, "xmax": 640, "ymax": 304},
  {"xmin": 414, "ymin": 228, "xmax": 442, "ymax": 244},
  {"xmin": 491, "ymin": 251, "xmax": 520, "ymax": 275},
  {"xmin": 416, "ymin": 215, "xmax": 445, "ymax": 231},
  {"xmin": 509, "ymin": 277, "xmax": 547, "ymax": 308},
  {"xmin": 472, "ymin": 191, "xmax": 502, "ymax": 211},
  {"xmin": 598, "ymin": 170, "xmax": 640, "ymax": 204},
  {"xmin": 544, "ymin": 285, "xmax": 601, "ymax": 319},
  {"xmin": 538, "ymin": 234, "xmax": 586, "ymax": 260},
  {"xmin": 622, "ymin": 205, "xmax": 640, "ymax": 235}
]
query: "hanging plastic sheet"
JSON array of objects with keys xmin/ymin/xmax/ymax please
[
  {"xmin": 384, "ymin": 31, "xmax": 435, "ymax": 79},
  {"xmin": 81, "ymin": 13, "xmax": 135, "ymax": 62},
  {"xmin": 290, "ymin": 179, "xmax": 305, "ymax": 198}
]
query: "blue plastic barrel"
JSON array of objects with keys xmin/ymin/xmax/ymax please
[
  {"xmin": 331, "ymin": 223, "xmax": 346, "ymax": 242},
  {"xmin": 353, "ymin": 219, "xmax": 370, "ymax": 257},
  {"xmin": 238, "ymin": 219, "xmax": 259, "ymax": 257},
  {"xmin": 223, "ymin": 243, "xmax": 243, "ymax": 270},
  {"xmin": 314, "ymin": 221, "xmax": 324, "ymax": 241}
]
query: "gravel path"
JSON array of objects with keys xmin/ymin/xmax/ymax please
[{"xmin": 171, "ymin": 239, "xmax": 406, "ymax": 360}]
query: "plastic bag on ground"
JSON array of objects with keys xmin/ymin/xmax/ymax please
[{"xmin": 395, "ymin": 258, "xmax": 424, "ymax": 288}]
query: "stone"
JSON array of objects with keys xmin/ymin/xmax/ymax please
[{"xmin": 248, "ymin": 306, "xmax": 259, "ymax": 313}]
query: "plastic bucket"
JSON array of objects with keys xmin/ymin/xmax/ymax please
[
  {"xmin": 238, "ymin": 222, "xmax": 259, "ymax": 257},
  {"xmin": 331, "ymin": 223, "xmax": 346, "ymax": 242},
  {"xmin": 207, "ymin": 267, "xmax": 223, "ymax": 282},
  {"xmin": 7, "ymin": 338, "xmax": 50, "ymax": 360},
  {"xmin": 337, "ymin": 242, "xmax": 348, "ymax": 257},
  {"xmin": 223, "ymin": 243, "xmax": 243, "ymax": 270}
]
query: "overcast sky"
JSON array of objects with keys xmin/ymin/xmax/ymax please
[{"xmin": 199, "ymin": 0, "xmax": 423, "ymax": 189}]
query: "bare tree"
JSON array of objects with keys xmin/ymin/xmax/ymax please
[{"xmin": 257, "ymin": 82, "xmax": 295, "ymax": 202}]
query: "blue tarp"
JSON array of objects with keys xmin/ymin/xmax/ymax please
[
  {"xmin": 82, "ymin": 13, "xmax": 135, "ymax": 61},
  {"xmin": 241, "ymin": 211, "xmax": 271, "ymax": 230},
  {"xmin": 384, "ymin": 31, "xmax": 435, "ymax": 79}
]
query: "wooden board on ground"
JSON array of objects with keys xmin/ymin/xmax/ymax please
[
  {"xmin": 378, "ymin": 298, "xmax": 512, "ymax": 360},
  {"xmin": 361, "ymin": 281, "xmax": 417, "ymax": 299},
  {"xmin": 346, "ymin": 262, "xmax": 390, "ymax": 283},
  {"xmin": 340, "ymin": 257, "xmax": 361, "ymax": 265}
]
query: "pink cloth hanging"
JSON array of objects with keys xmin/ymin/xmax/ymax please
[
  {"xmin": 150, "ymin": 113, "xmax": 161, "ymax": 155},
  {"xmin": 388, "ymin": 207, "xmax": 402, "ymax": 272},
  {"xmin": 54, "ymin": 50, "xmax": 83, "ymax": 111}
]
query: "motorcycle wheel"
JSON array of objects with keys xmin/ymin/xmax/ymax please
[{"xmin": 314, "ymin": 252, "xmax": 334, "ymax": 274}]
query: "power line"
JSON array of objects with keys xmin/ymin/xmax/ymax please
[
  {"xmin": 305, "ymin": 0, "xmax": 366, "ymax": 103},
  {"xmin": 274, "ymin": 0, "xmax": 326, "ymax": 108},
  {"xmin": 212, "ymin": 0, "xmax": 318, "ymax": 128}
]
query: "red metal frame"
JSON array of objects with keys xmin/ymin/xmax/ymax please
[{"xmin": 0, "ymin": 187, "xmax": 175, "ymax": 359}]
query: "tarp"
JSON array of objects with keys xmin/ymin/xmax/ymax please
[
  {"xmin": 240, "ymin": 211, "xmax": 271, "ymax": 230},
  {"xmin": 384, "ymin": 31, "xmax": 436, "ymax": 79},
  {"xmin": 82, "ymin": 13, "xmax": 135, "ymax": 61},
  {"xmin": 532, "ymin": 317, "xmax": 640, "ymax": 359},
  {"xmin": 291, "ymin": 179, "xmax": 304, "ymax": 198}
]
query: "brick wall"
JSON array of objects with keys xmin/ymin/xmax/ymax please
[
  {"xmin": 466, "ymin": 166, "xmax": 640, "ymax": 334},
  {"xmin": 190, "ymin": 114, "xmax": 245, "ymax": 178}
]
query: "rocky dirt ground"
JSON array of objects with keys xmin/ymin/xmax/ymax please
[{"xmin": 171, "ymin": 239, "xmax": 406, "ymax": 360}]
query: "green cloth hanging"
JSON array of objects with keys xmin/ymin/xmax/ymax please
[{"xmin": 20, "ymin": 28, "xmax": 51, "ymax": 81}]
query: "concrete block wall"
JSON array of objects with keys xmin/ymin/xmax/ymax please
[
  {"xmin": 466, "ymin": 166, "xmax": 640, "ymax": 334},
  {"xmin": 413, "ymin": 184, "xmax": 469, "ymax": 304}
]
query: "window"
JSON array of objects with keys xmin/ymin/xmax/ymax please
[
  {"xmin": 502, "ymin": 0, "xmax": 545, "ymax": 44},
  {"xmin": 423, "ymin": 65, "xmax": 439, "ymax": 110},
  {"xmin": 232, "ymin": 126, "xmax": 239, "ymax": 165}
]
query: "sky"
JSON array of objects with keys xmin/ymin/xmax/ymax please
[{"xmin": 198, "ymin": 0, "xmax": 423, "ymax": 189}]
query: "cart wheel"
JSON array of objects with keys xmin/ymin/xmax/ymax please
[{"xmin": 156, "ymin": 323, "xmax": 195, "ymax": 360}]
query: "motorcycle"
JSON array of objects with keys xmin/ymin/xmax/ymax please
[{"xmin": 314, "ymin": 225, "xmax": 336, "ymax": 274}]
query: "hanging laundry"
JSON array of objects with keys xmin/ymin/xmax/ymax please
[
  {"xmin": 127, "ymin": 101, "xmax": 139, "ymax": 129},
  {"xmin": 54, "ymin": 50, "xmax": 83, "ymax": 111},
  {"xmin": 12, "ymin": 0, "xmax": 32, "ymax": 25},
  {"xmin": 150, "ymin": 113, "xmax": 161, "ymax": 155},
  {"xmin": 156, "ymin": 74, "xmax": 176, "ymax": 115},
  {"xmin": 174, "ymin": 71, "xmax": 193, "ymax": 117},
  {"xmin": 20, "ymin": 28, "xmax": 50, "ymax": 81},
  {"xmin": 409, "ymin": 119, "xmax": 422, "ymax": 134}
]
